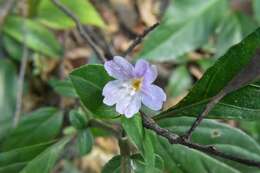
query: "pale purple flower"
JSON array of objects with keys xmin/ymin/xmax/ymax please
[{"xmin": 102, "ymin": 56, "xmax": 166, "ymax": 118}]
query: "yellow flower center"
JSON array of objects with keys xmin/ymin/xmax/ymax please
[{"xmin": 132, "ymin": 78, "xmax": 143, "ymax": 91}]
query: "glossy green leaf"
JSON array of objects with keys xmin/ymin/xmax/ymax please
[
  {"xmin": 138, "ymin": 0, "xmax": 228, "ymax": 62},
  {"xmin": 166, "ymin": 65, "xmax": 192, "ymax": 98},
  {"xmin": 121, "ymin": 115, "xmax": 156, "ymax": 172},
  {"xmin": 69, "ymin": 110, "xmax": 87, "ymax": 129},
  {"xmin": 102, "ymin": 154, "xmax": 163, "ymax": 173},
  {"xmin": 0, "ymin": 59, "xmax": 17, "ymax": 122},
  {"xmin": 157, "ymin": 117, "xmax": 260, "ymax": 173},
  {"xmin": 1, "ymin": 107, "xmax": 63, "ymax": 151},
  {"xmin": 0, "ymin": 141, "xmax": 54, "ymax": 173},
  {"xmin": 142, "ymin": 130, "xmax": 156, "ymax": 172},
  {"xmin": 102, "ymin": 155, "xmax": 121, "ymax": 173},
  {"xmin": 157, "ymin": 28, "xmax": 260, "ymax": 120},
  {"xmin": 3, "ymin": 16, "xmax": 63, "ymax": 58},
  {"xmin": 239, "ymin": 120, "xmax": 260, "ymax": 143},
  {"xmin": 20, "ymin": 137, "xmax": 72, "ymax": 173},
  {"xmin": 216, "ymin": 12, "xmax": 257, "ymax": 58},
  {"xmin": 70, "ymin": 64, "xmax": 119, "ymax": 119},
  {"xmin": 49, "ymin": 79, "xmax": 77, "ymax": 98},
  {"xmin": 2, "ymin": 35, "xmax": 23, "ymax": 61},
  {"xmin": 153, "ymin": 139, "xmax": 240, "ymax": 173},
  {"xmin": 76, "ymin": 129, "xmax": 93, "ymax": 156},
  {"xmin": 254, "ymin": 0, "xmax": 260, "ymax": 24},
  {"xmin": 37, "ymin": 0, "xmax": 105, "ymax": 29},
  {"xmin": 121, "ymin": 115, "xmax": 144, "ymax": 151}
]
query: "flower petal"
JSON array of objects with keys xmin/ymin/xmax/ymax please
[
  {"xmin": 134, "ymin": 59, "xmax": 149, "ymax": 77},
  {"xmin": 102, "ymin": 80, "xmax": 126, "ymax": 106},
  {"xmin": 116, "ymin": 93, "xmax": 141, "ymax": 118},
  {"xmin": 104, "ymin": 56, "xmax": 134, "ymax": 80},
  {"xmin": 134, "ymin": 59, "xmax": 158, "ymax": 83},
  {"xmin": 141, "ymin": 84, "xmax": 166, "ymax": 111}
]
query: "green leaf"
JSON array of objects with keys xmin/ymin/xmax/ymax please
[
  {"xmin": 20, "ymin": 137, "xmax": 72, "ymax": 173},
  {"xmin": 70, "ymin": 64, "xmax": 119, "ymax": 119},
  {"xmin": 156, "ymin": 117, "xmax": 260, "ymax": 172},
  {"xmin": 69, "ymin": 110, "xmax": 87, "ymax": 129},
  {"xmin": 0, "ymin": 141, "xmax": 54, "ymax": 173},
  {"xmin": 76, "ymin": 129, "xmax": 93, "ymax": 156},
  {"xmin": 1, "ymin": 107, "xmax": 63, "ymax": 151},
  {"xmin": 157, "ymin": 27, "xmax": 260, "ymax": 120},
  {"xmin": 216, "ymin": 12, "xmax": 257, "ymax": 58},
  {"xmin": 49, "ymin": 79, "xmax": 77, "ymax": 98},
  {"xmin": 138, "ymin": 0, "xmax": 228, "ymax": 62},
  {"xmin": 121, "ymin": 115, "xmax": 156, "ymax": 172},
  {"xmin": 166, "ymin": 65, "xmax": 192, "ymax": 98},
  {"xmin": 102, "ymin": 154, "xmax": 163, "ymax": 173},
  {"xmin": 154, "ymin": 139, "xmax": 240, "ymax": 173},
  {"xmin": 254, "ymin": 0, "xmax": 260, "ymax": 24},
  {"xmin": 0, "ymin": 59, "xmax": 17, "ymax": 122},
  {"xmin": 239, "ymin": 120, "xmax": 260, "ymax": 143},
  {"xmin": 121, "ymin": 115, "xmax": 144, "ymax": 151},
  {"xmin": 3, "ymin": 16, "xmax": 63, "ymax": 58},
  {"xmin": 36, "ymin": 0, "xmax": 105, "ymax": 29},
  {"xmin": 102, "ymin": 155, "xmax": 121, "ymax": 173},
  {"xmin": 2, "ymin": 35, "xmax": 23, "ymax": 61},
  {"xmin": 142, "ymin": 130, "xmax": 156, "ymax": 173}
]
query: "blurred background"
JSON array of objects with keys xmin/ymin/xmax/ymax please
[{"xmin": 0, "ymin": 0, "xmax": 260, "ymax": 172}]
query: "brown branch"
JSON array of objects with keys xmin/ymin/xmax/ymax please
[
  {"xmin": 183, "ymin": 92, "xmax": 226, "ymax": 140},
  {"xmin": 51, "ymin": 0, "xmax": 107, "ymax": 63},
  {"xmin": 141, "ymin": 113, "xmax": 260, "ymax": 168},
  {"xmin": 123, "ymin": 22, "xmax": 159, "ymax": 57},
  {"xmin": 184, "ymin": 50, "xmax": 260, "ymax": 139}
]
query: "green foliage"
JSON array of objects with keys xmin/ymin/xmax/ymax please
[
  {"xmin": 2, "ymin": 1, "xmax": 260, "ymax": 172},
  {"xmin": 49, "ymin": 79, "xmax": 77, "ymax": 98},
  {"xmin": 166, "ymin": 65, "xmax": 192, "ymax": 98},
  {"xmin": 76, "ymin": 129, "xmax": 93, "ymax": 156},
  {"xmin": 254, "ymin": 0, "xmax": 260, "ymax": 24},
  {"xmin": 20, "ymin": 137, "xmax": 72, "ymax": 173},
  {"xmin": 158, "ymin": 117, "xmax": 260, "ymax": 172},
  {"xmin": 102, "ymin": 154, "xmax": 163, "ymax": 173},
  {"xmin": 3, "ymin": 16, "xmax": 63, "ymax": 58},
  {"xmin": 2, "ymin": 35, "xmax": 23, "ymax": 61},
  {"xmin": 0, "ymin": 108, "xmax": 64, "ymax": 172},
  {"xmin": 121, "ymin": 115, "xmax": 156, "ymax": 172},
  {"xmin": 0, "ymin": 59, "xmax": 17, "ymax": 122},
  {"xmin": 36, "ymin": 0, "xmax": 105, "ymax": 29},
  {"xmin": 0, "ymin": 142, "xmax": 54, "ymax": 173},
  {"xmin": 70, "ymin": 64, "xmax": 119, "ymax": 119},
  {"xmin": 121, "ymin": 115, "xmax": 144, "ymax": 151},
  {"xmin": 139, "ymin": 0, "xmax": 228, "ymax": 61},
  {"xmin": 0, "ymin": 107, "xmax": 63, "ymax": 151},
  {"xmin": 157, "ymin": 28, "xmax": 260, "ymax": 120},
  {"xmin": 69, "ymin": 110, "xmax": 88, "ymax": 129},
  {"xmin": 215, "ymin": 12, "xmax": 257, "ymax": 58}
]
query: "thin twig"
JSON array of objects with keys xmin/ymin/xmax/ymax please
[
  {"xmin": 183, "ymin": 92, "xmax": 226, "ymax": 140},
  {"xmin": 141, "ymin": 112, "xmax": 260, "ymax": 168},
  {"xmin": 51, "ymin": 0, "xmax": 107, "ymax": 63},
  {"xmin": 184, "ymin": 49, "xmax": 260, "ymax": 139},
  {"xmin": 13, "ymin": 19, "xmax": 28, "ymax": 127},
  {"xmin": 123, "ymin": 22, "xmax": 160, "ymax": 57}
]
